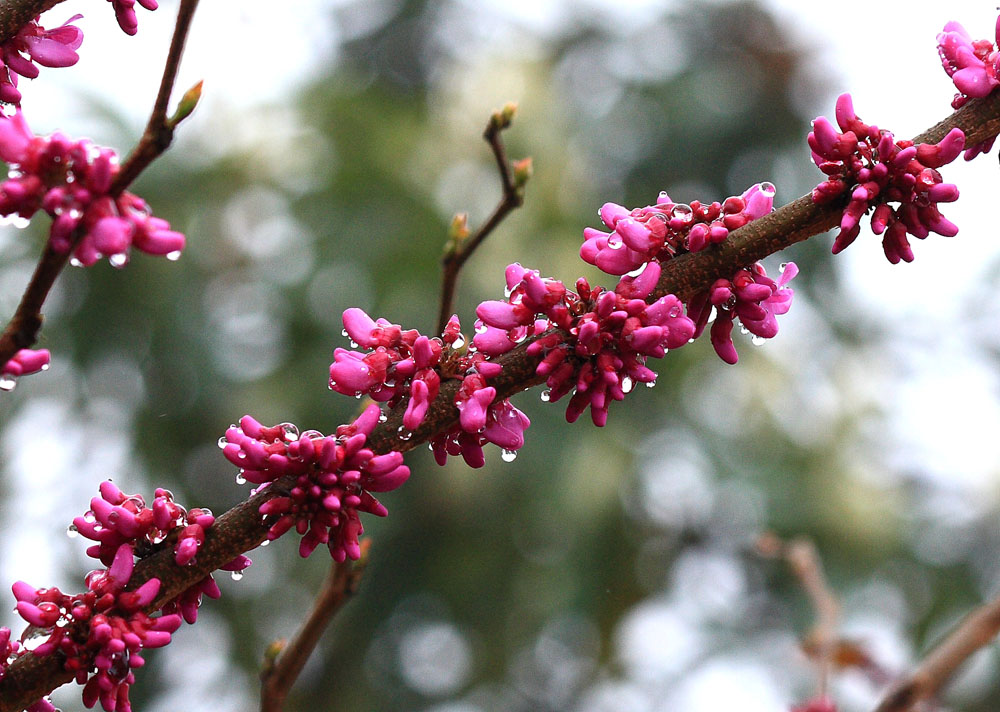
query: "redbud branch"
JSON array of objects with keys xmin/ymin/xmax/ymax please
[
  {"xmin": 259, "ymin": 540, "xmax": 371, "ymax": 712},
  {"xmin": 437, "ymin": 103, "xmax": 527, "ymax": 333},
  {"xmin": 873, "ymin": 592, "xmax": 1000, "ymax": 712},
  {"xmin": 758, "ymin": 533, "xmax": 840, "ymax": 698},
  {"xmin": 110, "ymin": 0, "xmax": 200, "ymax": 194},
  {"xmin": 5, "ymin": 79, "xmax": 1000, "ymax": 712},
  {"xmin": 0, "ymin": 0, "xmax": 200, "ymax": 369}
]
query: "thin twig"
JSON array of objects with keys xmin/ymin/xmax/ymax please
[
  {"xmin": 758, "ymin": 533, "xmax": 841, "ymax": 697},
  {"xmin": 259, "ymin": 540, "xmax": 372, "ymax": 712},
  {"xmin": 436, "ymin": 103, "xmax": 528, "ymax": 333},
  {"xmin": 873, "ymin": 593, "xmax": 1000, "ymax": 712},
  {"xmin": 0, "ymin": 0, "xmax": 200, "ymax": 369},
  {"xmin": 4, "ymin": 79, "xmax": 1000, "ymax": 712}
]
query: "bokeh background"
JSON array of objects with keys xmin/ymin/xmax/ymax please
[{"xmin": 3, "ymin": 1, "xmax": 1000, "ymax": 710}]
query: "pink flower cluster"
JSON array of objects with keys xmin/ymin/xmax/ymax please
[
  {"xmin": 0, "ymin": 627, "xmax": 18, "ymax": 681},
  {"xmin": 475, "ymin": 263, "xmax": 694, "ymax": 425},
  {"xmin": 12, "ymin": 561, "xmax": 178, "ymax": 712},
  {"xmin": 331, "ymin": 308, "xmax": 449, "ymax": 431},
  {"xmin": 331, "ymin": 308, "xmax": 531, "ymax": 466},
  {"xmin": 222, "ymin": 405, "xmax": 410, "ymax": 560},
  {"xmin": 108, "ymin": 0, "xmax": 159, "ymax": 36},
  {"xmin": 687, "ymin": 262, "xmax": 797, "ymax": 365},
  {"xmin": 0, "ymin": 14, "xmax": 83, "ymax": 105},
  {"xmin": 0, "ymin": 110, "xmax": 184, "ymax": 267},
  {"xmin": 937, "ymin": 16, "xmax": 1000, "ymax": 158},
  {"xmin": 73, "ymin": 481, "xmax": 218, "ymax": 569},
  {"xmin": 809, "ymin": 93, "xmax": 965, "ymax": 263},
  {"xmin": 72, "ymin": 481, "xmax": 249, "ymax": 625},
  {"xmin": 579, "ymin": 183, "xmax": 795, "ymax": 364},
  {"xmin": 0, "ymin": 346, "xmax": 49, "ymax": 390},
  {"xmin": 938, "ymin": 16, "xmax": 1000, "ymax": 108},
  {"xmin": 429, "ymin": 395, "xmax": 530, "ymax": 468},
  {"xmin": 580, "ymin": 184, "xmax": 776, "ymax": 275}
]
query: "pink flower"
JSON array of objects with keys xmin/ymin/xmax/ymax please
[
  {"xmin": 0, "ymin": 111, "xmax": 185, "ymax": 266},
  {"xmin": 108, "ymin": 0, "xmax": 159, "ymax": 36},
  {"xmin": 809, "ymin": 94, "xmax": 963, "ymax": 263},
  {"xmin": 223, "ymin": 405, "xmax": 410, "ymax": 561},
  {"xmin": 0, "ymin": 15, "xmax": 83, "ymax": 105},
  {"xmin": 937, "ymin": 17, "xmax": 1000, "ymax": 107}
]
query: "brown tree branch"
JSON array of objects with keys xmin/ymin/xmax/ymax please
[
  {"xmin": 0, "ymin": 0, "xmax": 200, "ymax": 369},
  {"xmin": 4, "ymin": 85, "xmax": 1000, "ymax": 712},
  {"xmin": 758, "ymin": 533, "xmax": 840, "ymax": 697},
  {"xmin": 873, "ymin": 593, "xmax": 1000, "ymax": 712},
  {"xmin": 436, "ymin": 102, "xmax": 528, "ymax": 333},
  {"xmin": 259, "ymin": 540, "xmax": 371, "ymax": 712}
]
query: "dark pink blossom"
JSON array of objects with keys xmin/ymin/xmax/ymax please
[
  {"xmin": 0, "ymin": 15, "xmax": 83, "ymax": 105},
  {"xmin": 107, "ymin": 0, "xmax": 159, "ymax": 36},
  {"xmin": 687, "ymin": 262, "xmax": 797, "ymax": 364},
  {"xmin": 12, "ymin": 566, "xmax": 180, "ymax": 712},
  {"xmin": 331, "ymin": 308, "xmax": 444, "ymax": 431},
  {"xmin": 72, "ymin": 481, "xmax": 218, "ymax": 569},
  {"xmin": 0, "ymin": 110, "xmax": 185, "ymax": 266},
  {"xmin": 580, "ymin": 184, "xmax": 776, "ymax": 274},
  {"xmin": 0, "ymin": 347, "xmax": 49, "ymax": 390},
  {"xmin": 937, "ymin": 16, "xmax": 1000, "ymax": 108},
  {"xmin": 809, "ymin": 93, "xmax": 964, "ymax": 263},
  {"xmin": 476, "ymin": 264, "xmax": 694, "ymax": 426},
  {"xmin": 222, "ymin": 405, "xmax": 410, "ymax": 561}
]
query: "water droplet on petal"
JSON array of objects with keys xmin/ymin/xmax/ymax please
[
  {"xmin": 751, "ymin": 334, "xmax": 766, "ymax": 346},
  {"xmin": 540, "ymin": 389, "xmax": 551, "ymax": 402},
  {"xmin": 230, "ymin": 571, "xmax": 243, "ymax": 581},
  {"xmin": 501, "ymin": 449, "xmax": 517, "ymax": 462},
  {"xmin": 779, "ymin": 262, "xmax": 788, "ymax": 272},
  {"xmin": 378, "ymin": 412, "xmax": 388, "ymax": 423},
  {"xmin": 260, "ymin": 539, "xmax": 269, "ymax": 547},
  {"xmin": 451, "ymin": 334, "xmax": 466, "ymax": 349},
  {"xmin": 621, "ymin": 376, "xmax": 634, "ymax": 393},
  {"xmin": 670, "ymin": 203, "xmax": 693, "ymax": 221},
  {"xmin": 759, "ymin": 181, "xmax": 776, "ymax": 197},
  {"xmin": 0, "ymin": 374, "xmax": 16, "ymax": 391},
  {"xmin": 165, "ymin": 250, "xmax": 182, "ymax": 261},
  {"xmin": 217, "ymin": 436, "xmax": 227, "ymax": 449},
  {"xmin": 235, "ymin": 472, "xmax": 246, "ymax": 485},
  {"xmin": 281, "ymin": 423, "xmax": 299, "ymax": 441},
  {"xmin": 397, "ymin": 426, "xmax": 412, "ymax": 441},
  {"xmin": 69, "ymin": 257, "xmax": 83, "ymax": 268},
  {"xmin": 341, "ymin": 328, "xmax": 349, "ymax": 337},
  {"xmin": 66, "ymin": 524, "xmax": 78, "ymax": 538},
  {"xmin": 109, "ymin": 253, "xmax": 128, "ymax": 268},
  {"xmin": 645, "ymin": 379, "xmax": 657, "ymax": 389}
]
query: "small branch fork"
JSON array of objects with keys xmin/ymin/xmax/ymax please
[
  {"xmin": 436, "ymin": 102, "xmax": 530, "ymax": 333},
  {"xmin": 873, "ymin": 593, "xmax": 1000, "ymax": 712},
  {"xmin": 5, "ymin": 43, "xmax": 1000, "ymax": 712},
  {"xmin": 259, "ymin": 540, "xmax": 372, "ymax": 712},
  {"xmin": 758, "ymin": 533, "xmax": 841, "ymax": 698},
  {"xmin": 0, "ymin": 0, "xmax": 201, "ymax": 369}
]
